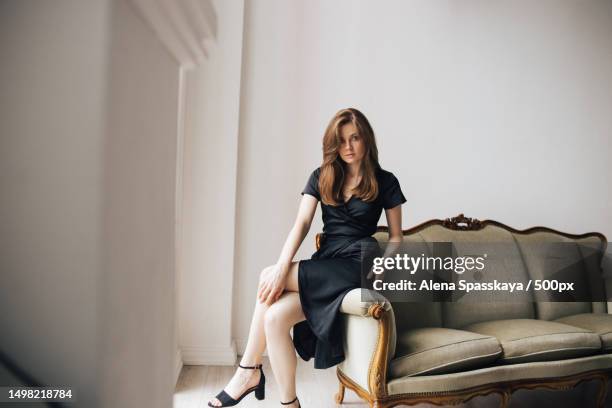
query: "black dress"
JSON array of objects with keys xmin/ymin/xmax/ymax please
[{"xmin": 292, "ymin": 165, "xmax": 407, "ymax": 369}]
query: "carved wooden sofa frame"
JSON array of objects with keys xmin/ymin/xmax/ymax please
[{"xmin": 314, "ymin": 213, "xmax": 611, "ymax": 408}]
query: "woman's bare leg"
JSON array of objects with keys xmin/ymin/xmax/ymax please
[
  {"xmin": 264, "ymin": 261, "xmax": 305, "ymax": 407},
  {"xmin": 208, "ymin": 265, "xmax": 277, "ymax": 407}
]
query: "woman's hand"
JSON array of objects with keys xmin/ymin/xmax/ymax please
[
  {"xmin": 258, "ymin": 263, "xmax": 290, "ymax": 305},
  {"xmin": 366, "ymin": 267, "xmax": 385, "ymax": 283}
]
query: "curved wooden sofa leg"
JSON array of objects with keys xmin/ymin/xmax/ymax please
[
  {"xmin": 335, "ymin": 380, "xmax": 345, "ymax": 405},
  {"xmin": 499, "ymin": 389, "xmax": 511, "ymax": 408}
]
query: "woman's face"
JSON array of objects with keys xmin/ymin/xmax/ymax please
[{"xmin": 338, "ymin": 122, "xmax": 365, "ymax": 165}]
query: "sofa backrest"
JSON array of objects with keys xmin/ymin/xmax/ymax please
[
  {"xmin": 373, "ymin": 214, "xmax": 608, "ymax": 331},
  {"xmin": 513, "ymin": 231, "xmax": 607, "ymax": 320}
]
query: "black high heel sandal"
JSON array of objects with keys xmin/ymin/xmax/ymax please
[
  {"xmin": 207, "ymin": 363, "xmax": 265, "ymax": 407},
  {"xmin": 281, "ymin": 395, "xmax": 300, "ymax": 407}
]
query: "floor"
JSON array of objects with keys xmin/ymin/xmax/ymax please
[{"xmin": 173, "ymin": 357, "xmax": 612, "ymax": 408}]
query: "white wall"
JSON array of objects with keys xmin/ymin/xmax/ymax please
[
  {"xmin": 179, "ymin": 0, "xmax": 245, "ymax": 364},
  {"xmin": 0, "ymin": 1, "xmax": 110, "ymax": 406},
  {"xmin": 99, "ymin": 0, "xmax": 180, "ymax": 406},
  {"xmin": 0, "ymin": 1, "xmax": 183, "ymax": 407},
  {"xmin": 233, "ymin": 0, "xmax": 612, "ymax": 351}
]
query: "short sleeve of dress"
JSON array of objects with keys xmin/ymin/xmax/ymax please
[
  {"xmin": 381, "ymin": 172, "xmax": 407, "ymax": 209},
  {"xmin": 301, "ymin": 168, "xmax": 321, "ymax": 201}
]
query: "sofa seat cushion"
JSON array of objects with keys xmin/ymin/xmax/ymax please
[
  {"xmin": 462, "ymin": 319, "xmax": 602, "ymax": 364},
  {"xmin": 388, "ymin": 327, "xmax": 502, "ymax": 378},
  {"xmin": 555, "ymin": 313, "xmax": 612, "ymax": 351}
]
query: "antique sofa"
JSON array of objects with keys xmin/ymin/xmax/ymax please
[{"xmin": 326, "ymin": 214, "xmax": 612, "ymax": 408}]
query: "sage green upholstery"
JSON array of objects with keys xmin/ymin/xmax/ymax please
[
  {"xmin": 513, "ymin": 232, "xmax": 607, "ymax": 321},
  {"xmin": 462, "ymin": 318, "xmax": 602, "ymax": 363},
  {"xmin": 418, "ymin": 225, "xmax": 536, "ymax": 329},
  {"xmin": 555, "ymin": 313, "xmax": 612, "ymax": 351},
  {"xmin": 386, "ymin": 354, "xmax": 612, "ymax": 395},
  {"xmin": 389, "ymin": 327, "xmax": 501, "ymax": 377}
]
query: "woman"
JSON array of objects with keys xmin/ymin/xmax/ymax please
[{"xmin": 208, "ymin": 108, "xmax": 406, "ymax": 407}]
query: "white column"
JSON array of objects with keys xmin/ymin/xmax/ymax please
[{"xmin": 179, "ymin": 0, "xmax": 246, "ymax": 365}]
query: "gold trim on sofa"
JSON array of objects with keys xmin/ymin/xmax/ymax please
[
  {"xmin": 375, "ymin": 212, "xmax": 607, "ymax": 244},
  {"xmin": 337, "ymin": 367, "xmax": 610, "ymax": 407}
]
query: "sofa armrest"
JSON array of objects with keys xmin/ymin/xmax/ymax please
[
  {"xmin": 337, "ymin": 288, "xmax": 396, "ymax": 400},
  {"xmin": 339, "ymin": 287, "xmax": 393, "ymax": 317}
]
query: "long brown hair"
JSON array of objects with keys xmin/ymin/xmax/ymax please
[{"xmin": 319, "ymin": 108, "xmax": 380, "ymax": 206}]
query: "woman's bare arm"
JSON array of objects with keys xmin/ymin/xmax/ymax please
[
  {"xmin": 379, "ymin": 204, "xmax": 404, "ymax": 278},
  {"xmin": 384, "ymin": 204, "xmax": 404, "ymax": 245},
  {"xmin": 258, "ymin": 194, "xmax": 318, "ymax": 304},
  {"xmin": 276, "ymin": 194, "xmax": 318, "ymax": 267},
  {"xmin": 366, "ymin": 204, "xmax": 404, "ymax": 280}
]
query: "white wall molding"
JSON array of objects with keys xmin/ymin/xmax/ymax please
[
  {"xmin": 181, "ymin": 342, "xmax": 237, "ymax": 365},
  {"xmin": 174, "ymin": 67, "xmax": 187, "ymax": 384},
  {"xmin": 174, "ymin": 348, "xmax": 183, "ymax": 386},
  {"xmin": 129, "ymin": 0, "xmax": 216, "ymax": 69}
]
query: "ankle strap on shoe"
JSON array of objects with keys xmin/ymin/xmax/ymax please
[
  {"xmin": 238, "ymin": 363, "xmax": 262, "ymax": 370},
  {"xmin": 281, "ymin": 396, "xmax": 298, "ymax": 405}
]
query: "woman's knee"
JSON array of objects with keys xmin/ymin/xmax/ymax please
[
  {"xmin": 263, "ymin": 304, "xmax": 291, "ymax": 333},
  {"xmin": 258, "ymin": 265, "xmax": 274, "ymax": 283}
]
